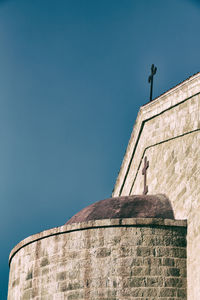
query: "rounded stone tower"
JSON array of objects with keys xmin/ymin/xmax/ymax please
[{"xmin": 8, "ymin": 194, "xmax": 187, "ymax": 299}]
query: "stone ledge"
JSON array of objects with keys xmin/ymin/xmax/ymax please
[{"xmin": 9, "ymin": 218, "xmax": 187, "ymax": 266}]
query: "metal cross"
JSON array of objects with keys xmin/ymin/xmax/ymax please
[
  {"xmin": 148, "ymin": 64, "xmax": 157, "ymax": 102},
  {"xmin": 142, "ymin": 156, "xmax": 149, "ymax": 195}
]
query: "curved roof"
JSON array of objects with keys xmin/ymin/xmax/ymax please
[{"xmin": 66, "ymin": 194, "xmax": 174, "ymax": 225}]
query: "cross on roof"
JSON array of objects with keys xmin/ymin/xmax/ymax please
[
  {"xmin": 148, "ymin": 64, "xmax": 157, "ymax": 102},
  {"xmin": 142, "ymin": 156, "xmax": 149, "ymax": 195}
]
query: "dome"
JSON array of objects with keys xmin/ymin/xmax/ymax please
[{"xmin": 66, "ymin": 194, "xmax": 174, "ymax": 225}]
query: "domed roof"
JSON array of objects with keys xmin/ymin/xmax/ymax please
[{"xmin": 66, "ymin": 194, "xmax": 174, "ymax": 225}]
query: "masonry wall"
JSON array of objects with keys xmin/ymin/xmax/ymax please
[
  {"xmin": 8, "ymin": 218, "xmax": 186, "ymax": 300},
  {"xmin": 112, "ymin": 73, "xmax": 200, "ymax": 300}
]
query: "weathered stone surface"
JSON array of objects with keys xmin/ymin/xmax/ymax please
[
  {"xmin": 66, "ymin": 194, "xmax": 174, "ymax": 225},
  {"xmin": 112, "ymin": 72, "xmax": 200, "ymax": 299},
  {"xmin": 8, "ymin": 218, "xmax": 187, "ymax": 300}
]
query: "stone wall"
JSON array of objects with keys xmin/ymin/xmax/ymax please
[
  {"xmin": 8, "ymin": 218, "xmax": 186, "ymax": 300},
  {"xmin": 112, "ymin": 72, "xmax": 200, "ymax": 299}
]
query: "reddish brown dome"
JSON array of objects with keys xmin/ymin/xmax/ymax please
[{"xmin": 66, "ymin": 194, "xmax": 174, "ymax": 225}]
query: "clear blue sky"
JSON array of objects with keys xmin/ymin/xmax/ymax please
[{"xmin": 1, "ymin": 0, "xmax": 200, "ymax": 297}]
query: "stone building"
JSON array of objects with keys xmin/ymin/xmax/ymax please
[
  {"xmin": 7, "ymin": 72, "xmax": 200, "ymax": 299},
  {"xmin": 112, "ymin": 72, "xmax": 200, "ymax": 299}
]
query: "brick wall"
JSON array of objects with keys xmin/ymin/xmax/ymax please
[{"xmin": 8, "ymin": 218, "xmax": 186, "ymax": 300}]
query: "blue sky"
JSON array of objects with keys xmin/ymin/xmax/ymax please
[{"xmin": 1, "ymin": 0, "xmax": 200, "ymax": 297}]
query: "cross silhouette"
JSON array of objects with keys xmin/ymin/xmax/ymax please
[
  {"xmin": 142, "ymin": 156, "xmax": 149, "ymax": 195},
  {"xmin": 148, "ymin": 64, "xmax": 157, "ymax": 102}
]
